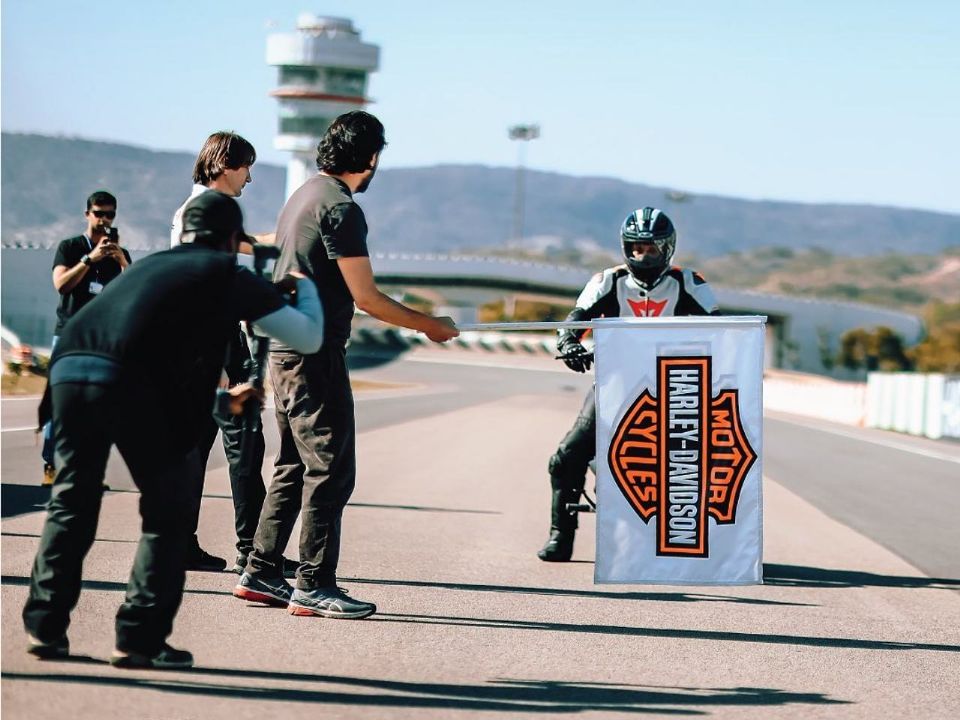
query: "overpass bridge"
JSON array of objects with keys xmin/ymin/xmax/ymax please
[
  {"xmin": 369, "ymin": 252, "xmax": 924, "ymax": 376},
  {"xmin": 1, "ymin": 247, "xmax": 923, "ymax": 377}
]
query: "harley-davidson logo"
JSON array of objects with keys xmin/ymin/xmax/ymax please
[{"xmin": 607, "ymin": 355, "xmax": 757, "ymax": 557}]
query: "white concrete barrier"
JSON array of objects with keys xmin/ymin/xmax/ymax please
[
  {"xmin": 763, "ymin": 372, "xmax": 866, "ymax": 426},
  {"xmin": 865, "ymin": 372, "xmax": 960, "ymax": 440}
]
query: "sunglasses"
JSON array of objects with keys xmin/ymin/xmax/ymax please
[{"xmin": 91, "ymin": 210, "xmax": 116, "ymax": 219}]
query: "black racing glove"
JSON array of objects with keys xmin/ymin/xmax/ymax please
[{"xmin": 556, "ymin": 334, "xmax": 593, "ymax": 373}]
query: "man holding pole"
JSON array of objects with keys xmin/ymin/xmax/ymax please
[{"xmin": 235, "ymin": 111, "xmax": 459, "ymax": 619}]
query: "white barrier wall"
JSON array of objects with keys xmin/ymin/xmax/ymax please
[
  {"xmin": 763, "ymin": 373, "xmax": 867, "ymax": 426},
  {"xmin": 762, "ymin": 370, "xmax": 960, "ymax": 440},
  {"xmin": 865, "ymin": 372, "xmax": 960, "ymax": 440}
]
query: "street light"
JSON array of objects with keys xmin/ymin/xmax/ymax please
[{"xmin": 508, "ymin": 124, "xmax": 540, "ymax": 242}]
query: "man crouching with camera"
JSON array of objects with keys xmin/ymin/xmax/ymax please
[{"xmin": 23, "ymin": 191, "xmax": 324, "ymax": 670}]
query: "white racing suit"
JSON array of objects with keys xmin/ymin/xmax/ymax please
[{"xmin": 539, "ymin": 264, "xmax": 719, "ymax": 561}]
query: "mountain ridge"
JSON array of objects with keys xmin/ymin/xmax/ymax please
[{"xmin": 2, "ymin": 132, "xmax": 958, "ymax": 258}]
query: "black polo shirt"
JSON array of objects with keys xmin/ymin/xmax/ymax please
[
  {"xmin": 271, "ymin": 174, "xmax": 369, "ymax": 349},
  {"xmin": 52, "ymin": 235, "xmax": 132, "ymax": 334}
]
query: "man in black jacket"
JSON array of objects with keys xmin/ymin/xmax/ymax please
[
  {"xmin": 538, "ymin": 207, "xmax": 720, "ymax": 562},
  {"xmin": 23, "ymin": 191, "xmax": 324, "ymax": 669}
]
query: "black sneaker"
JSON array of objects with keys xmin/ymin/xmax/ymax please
[
  {"xmin": 26, "ymin": 634, "xmax": 69, "ymax": 659},
  {"xmin": 110, "ymin": 643, "xmax": 193, "ymax": 669},
  {"xmin": 233, "ymin": 572, "xmax": 293, "ymax": 607},
  {"xmin": 288, "ymin": 587, "xmax": 376, "ymax": 619},
  {"xmin": 185, "ymin": 545, "xmax": 227, "ymax": 572},
  {"xmin": 232, "ymin": 553, "xmax": 298, "ymax": 580}
]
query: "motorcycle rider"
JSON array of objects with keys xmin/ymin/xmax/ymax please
[{"xmin": 538, "ymin": 207, "xmax": 719, "ymax": 562}]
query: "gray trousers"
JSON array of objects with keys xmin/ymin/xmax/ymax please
[{"xmin": 247, "ymin": 346, "xmax": 356, "ymax": 589}]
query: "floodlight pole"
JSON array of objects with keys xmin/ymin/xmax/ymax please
[{"xmin": 508, "ymin": 124, "xmax": 540, "ymax": 242}]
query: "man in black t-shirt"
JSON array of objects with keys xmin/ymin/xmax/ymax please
[
  {"xmin": 23, "ymin": 191, "xmax": 324, "ymax": 669},
  {"xmin": 41, "ymin": 190, "xmax": 131, "ymax": 483},
  {"xmin": 235, "ymin": 111, "xmax": 459, "ymax": 620}
]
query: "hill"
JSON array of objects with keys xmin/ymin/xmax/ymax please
[{"xmin": 2, "ymin": 132, "xmax": 959, "ymax": 257}]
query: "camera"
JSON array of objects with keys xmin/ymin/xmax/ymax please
[{"xmin": 104, "ymin": 227, "xmax": 119, "ymax": 242}]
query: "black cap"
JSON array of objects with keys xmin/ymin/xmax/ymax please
[{"xmin": 181, "ymin": 190, "xmax": 245, "ymax": 239}]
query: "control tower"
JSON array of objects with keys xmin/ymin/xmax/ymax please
[{"xmin": 266, "ymin": 14, "xmax": 380, "ymax": 199}]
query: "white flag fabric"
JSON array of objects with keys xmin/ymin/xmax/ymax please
[{"xmin": 594, "ymin": 316, "xmax": 765, "ymax": 585}]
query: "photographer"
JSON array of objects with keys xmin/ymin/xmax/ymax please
[
  {"xmin": 23, "ymin": 191, "xmax": 323, "ymax": 669},
  {"xmin": 41, "ymin": 191, "xmax": 131, "ymax": 485}
]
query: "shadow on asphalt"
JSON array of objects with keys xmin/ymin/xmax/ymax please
[
  {"xmin": 763, "ymin": 563, "xmax": 960, "ymax": 590},
  {"xmin": 348, "ymin": 501, "xmax": 500, "ymax": 515},
  {"xmin": 371, "ymin": 613, "xmax": 960, "ymax": 654},
  {"xmin": 346, "ymin": 346, "xmax": 409, "ymax": 371},
  {"xmin": 1, "ymin": 575, "xmax": 233, "ymax": 598},
  {"xmin": 344, "ymin": 577, "xmax": 813, "ymax": 607},
  {"xmin": 3, "ymin": 531, "xmax": 139, "ymax": 544},
  {"xmin": 0, "ymin": 668, "xmax": 848, "ymax": 714},
  {"xmin": 1, "ymin": 483, "xmax": 51, "ymax": 519},
  {"xmin": 186, "ymin": 492, "xmax": 501, "ymax": 516}
]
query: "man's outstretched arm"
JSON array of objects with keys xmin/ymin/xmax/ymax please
[{"xmin": 338, "ymin": 256, "xmax": 459, "ymax": 342}]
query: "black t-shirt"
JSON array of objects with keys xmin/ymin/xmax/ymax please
[
  {"xmin": 272, "ymin": 174, "xmax": 368, "ymax": 348},
  {"xmin": 52, "ymin": 244, "xmax": 285, "ymax": 447},
  {"xmin": 52, "ymin": 235, "xmax": 132, "ymax": 334}
]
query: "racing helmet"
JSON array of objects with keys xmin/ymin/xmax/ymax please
[{"xmin": 620, "ymin": 207, "xmax": 676, "ymax": 286}]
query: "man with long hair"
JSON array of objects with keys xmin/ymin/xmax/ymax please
[{"xmin": 169, "ymin": 131, "xmax": 281, "ymax": 574}]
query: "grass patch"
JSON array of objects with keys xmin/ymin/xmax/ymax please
[{"xmin": 1, "ymin": 372, "xmax": 48, "ymax": 396}]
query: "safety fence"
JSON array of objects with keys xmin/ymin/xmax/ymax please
[{"xmin": 865, "ymin": 372, "xmax": 960, "ymax": 440}]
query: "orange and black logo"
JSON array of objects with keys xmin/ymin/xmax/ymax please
[{"xmin": 607, "ymin": 356, "xmax": 757, "ymax": 557}]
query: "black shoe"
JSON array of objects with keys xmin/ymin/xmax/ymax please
[
  {"xmin": 111, "ymin": 643, "xmax": 193, "ymax": 669},
  {"xmin": 288, "ymin": 587, "xmax": 376, "ymax": 619},
  {"xmin": 26, "ymin": 634, "xmax": 69, "ymax": 659},
  {"xmin": 537, "ymin": 529, "xmax": 575, "ymax": 562},
  {"xmin": 232, "ymin": 553, "xmax": 298, "ymax": 579},
  {"xmin": 185, "ymin": 545, "xmax": 227, "ymax": 572}
]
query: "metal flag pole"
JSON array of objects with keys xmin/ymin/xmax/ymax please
[
  {"xmin": 456, "ymin": 321, "xmax": 593, "ymax": 332},
  {"xmin": 455, "ymin": 317, "xmax": 765, "ymax": 332}
]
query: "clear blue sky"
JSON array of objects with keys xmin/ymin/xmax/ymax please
[{"xmin": 3, "ymin": 0, "xmax": 958, "ymax": 214}]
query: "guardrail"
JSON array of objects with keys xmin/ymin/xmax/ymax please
[{"xmin": 865, "ymin": 372, "xmax": 960, "ymax": 440}]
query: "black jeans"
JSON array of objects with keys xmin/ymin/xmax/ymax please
[
  {"xmin": 187, "ymin": 406, "xmax": 266, "ymax": 556},
  {"xmin": 248, "ymin": 347, "xmax": 356, "ymax": 589},
  {"xmin": 23, "ymin": 380, "xmax": 196, "ymax": 655}
]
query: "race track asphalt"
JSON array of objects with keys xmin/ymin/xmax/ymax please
[{"xmin": 2, "ymin": 347, "xmax": 958, "ymax": 719}]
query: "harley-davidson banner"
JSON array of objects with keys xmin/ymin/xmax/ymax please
[{"xmin": 593, "ymin": 316, "xmax": 765, "ymax": 585}]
